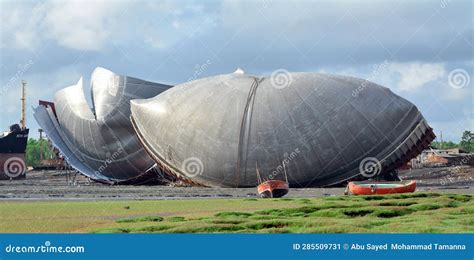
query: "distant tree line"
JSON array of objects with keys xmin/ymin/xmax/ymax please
[
  {"xmin": 25, "ymin": 138, "xmax": 55, "ymax": 167},
  {"xmin": 431, "ymin": 130, "xmax": 473, "ymax": 153}
]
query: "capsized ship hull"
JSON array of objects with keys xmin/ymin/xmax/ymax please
[
  {"xmin": 33, "ymin": 67, "xmax": 172, "ymax": 184},
  {"xmin": 130, "ymin": 71, "xmax": 435, "ymax": 187}
]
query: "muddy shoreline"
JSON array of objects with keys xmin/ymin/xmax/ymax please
[{"xmin": 0, "ymin": 166, "xmax": 472, "ymax": 201}]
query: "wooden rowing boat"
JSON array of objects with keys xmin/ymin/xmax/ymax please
[{"xmin": 346, "ymin": 180, "xmax": 416, "ymax": 195}]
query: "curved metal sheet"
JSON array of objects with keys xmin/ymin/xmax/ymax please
[
  {"xmin": 130, "ymin": 71, "xmax": 434, "ymax": 187},
  {"xmin": 34, "ymin": 67, "xmax": 172, "ymax": 183}
]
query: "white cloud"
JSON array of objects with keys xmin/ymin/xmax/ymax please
[
  {"xmin": 43, "ymin": 1, "xmax": 125, "ymax": 51},
  {"xmin": 1, "ymin": 2, "xmax": 47, "ymax": 50},
  {"xmin": 1, "ymin": 1, "xmax": 471, "ymax": 142},
  {"xmin": 389, "ymin": 62, "xmax": 446, "ymax": 91},
  {"xmin": 1, "ymin": 1, "xmax": 214, "ymax": 51},
  {"xmin": 1, "ymin": 1, "xmax": 125, "ymax": 51}
]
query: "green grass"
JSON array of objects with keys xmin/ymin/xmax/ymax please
[
  {"xmin": 116, "ymin": 216, "xmax": 163, "ymax": 223},
  {"xmin": 215, "ymin": 211, "xmax": 253, "ymax": 218},
  {"xmin": 0, "ymin": 193, "xmax": 472, "ymax": 233}
]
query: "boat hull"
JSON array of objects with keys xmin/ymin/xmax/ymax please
[
  {"xmin": 257, "ymin": 180, "xmax": 289, "ymax": 198},
  {"xmin": 0, "ymin": 127, "xmax": 28, "ymax": 154},
  {"xmin": 0, "ymin": 125, "xmax": 28, "ymax": 180},
  {"xmin": 347, "ymin": 181, "xmax": 416, "ymax": 195},
  {"xmin": 33, "ymin": 68, "xmax": 172, "ymax": 184},
  {"xmin": 130, "ymin": 72, "xmax": 435, "ymax": 187}
]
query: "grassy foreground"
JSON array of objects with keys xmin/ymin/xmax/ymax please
[{"xmin": 0, "ymin": 193, "xmax": 472, "ymax": 233}]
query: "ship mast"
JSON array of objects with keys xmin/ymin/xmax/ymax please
[
  {"xmin": 255, "ymin": 162, "xmax": 262, "ymax": 184},
  {"xmin": 20, "ymin": 80, "xmax": 26, "ymax": 129}
]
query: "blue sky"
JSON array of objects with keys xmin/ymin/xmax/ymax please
[{"xmin": 0, "ymin": 0, "xmax": 472, "ymax": 141}]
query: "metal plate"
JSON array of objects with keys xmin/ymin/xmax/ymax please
[
  {"xmin": 131, "ymin": 71, "xmax": 433, "ymax": 187},
  {"xmin": 34, "ymin": 67, "xmax": 172, "ymax": 183}
]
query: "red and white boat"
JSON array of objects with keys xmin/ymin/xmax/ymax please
[
  {"xmin": 257, "ymin": 180, "xmax": 289, "ymax": 198},
  {"xmin": 346, "ymin": 180, "xmax": 417, "ymax": 195},
  {"xmin": 256, "ymin": 163, "xmax": 289, "ymax": 198}
]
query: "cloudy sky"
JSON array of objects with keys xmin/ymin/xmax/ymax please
[{"xmin": 0, "ymin": 0, "xmax": 472, "ymax": 141}]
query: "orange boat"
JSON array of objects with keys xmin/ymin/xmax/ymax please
[
  {"xmin": 257, "ymin": 180, "xmax": 289, "ymax": 198},
  {"xmin": 256, "ymin": 163, "xmax": 289, "ymax": 198},
  {"xmin": 346, "ymin": 180, "xmax": 416, "ymax": 195}
]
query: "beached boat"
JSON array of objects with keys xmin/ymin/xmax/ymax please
[
  {"xmin": 346, "ymin": 180, "xmax": 416, "ymax": 195},
  {"xmin": 256, "ymin": 163, "xmax": 289, "ymax": 198},
  {"xmin": 1, "ymin": 81, "xmax": 29, "ymax": 180},
  {"xmin": 257, "ymin": 180, "xmax": 289, "ymax": 198}
]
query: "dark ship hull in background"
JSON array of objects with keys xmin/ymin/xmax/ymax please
[{"xmin": 0, "ymin": 124, "xmax": 29, "ymax": 180}]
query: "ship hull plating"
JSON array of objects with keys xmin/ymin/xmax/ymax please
[
  {"xmin": 33, "ymin": 67, "xmax": 172, "ymax": 183},
  {"xmin": 130, "ymin": 72, "xmax": 435, "ymax": 187}
]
